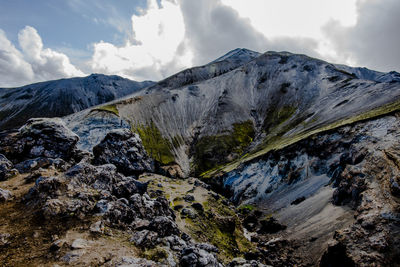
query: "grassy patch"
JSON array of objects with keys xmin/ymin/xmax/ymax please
[
  {"xmin": 203, "ymin": 98, "xmax": 400, "ymax": 178},
  {"xmin": 141, "ymin": 247, "xmax": 169, "ymax": 262},
  {"xmin": 237, "ymin": 204, "xmax": 256, "ymax": 215},
  {"xmin": 133, "ymin": 121, "xmax": 175, "ymax": 165},
  {"xmin": 193, "ymin": 121, "xmax": 255, "ymax": 176},
  {"xmin": 184, "ymin": 199, "xmax": 254, "ymax": 263},
  {"xmin": 93, "ymin": 104, "xmax": 119, "ymax": 116},
  {"xmin": 263, "ymin": 105, "xmax": 297, "ymax": 133}
]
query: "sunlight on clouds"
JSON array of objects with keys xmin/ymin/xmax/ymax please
[
  {"xmin": 18, "ymin": 26, "xmax": 85, "ymax": 80},
  {"xmin": 0, "ymin": 29, "xmax": 34, "ymax": 86},
  {"xmin": 221, "ymin": 0, "xmax": 358, "ymax": 40},
  {"xmin": 221, "ymin": 0, "xmax": 358, "ymax": 66},
  {"xmin": 0, "ymin": 26, "xmax": 84, "ymax": 87},
  {"xmin": 90, "ymin": 0, "xmax": 190, "ymax": 81}
]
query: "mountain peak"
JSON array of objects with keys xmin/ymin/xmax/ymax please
[{"xmin": 211, "ymin": 48, "xmax": 261, "ymax": 64}]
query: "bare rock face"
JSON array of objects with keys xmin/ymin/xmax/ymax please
[
  {"xmin": 0, "ymin": 154, "xmax": 18, "ymax": 181},
  {"xmin": 93, "ymin": 129, "xmax": 154, "ymax": 176},
  {"xmin": 0, "ymin": 118, "xmax": 79, "ymax": 163}
]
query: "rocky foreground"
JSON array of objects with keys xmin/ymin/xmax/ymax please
[
  {"xmin": 0, "ymin": 115, "xmax": 399, "ymax": 266},
  {"xmin": 0, "ymin": 118, "xmax": 264, "ymax": 266}
]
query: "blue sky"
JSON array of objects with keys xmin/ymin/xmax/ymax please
[
  {"xmin": 0, "ymin": 0, "xmax": 148, "ymax": 62},
  {"xmin": 0, "ymin": 0, "xmax": 399, "ymax": 87}
]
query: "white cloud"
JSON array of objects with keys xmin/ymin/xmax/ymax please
[
  {"xmin": 221, "ymin": 0, "xmax": 358, "ymax": 40},
  {"xmin": 18, "ymin": 26, "xmax": 85, "ymax": 81},
  {"xmin": 322, "ymin": 0, "xmax": 400, "ymax": 72},
  {"xmin": 2, "ymin": 0, "xmax": 399, "ymax": 87},
  {"xmin": 179, "ymin": 0, "xmax": 321, "ymax": 65},
  {"xmin": 0, "ymin": 26, "xmax": 85, "ymax": 87},
  {"xmin": 0, "ymin": 29, "xmax": 34, "ymax": 87},
  {"xmin": 90, "ymin": 0, "xmax": 191, "ymax": 81}
]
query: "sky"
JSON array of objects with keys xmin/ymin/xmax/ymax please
[{"xmin": 0, "ymin": 0, "xmax": 399, "ymax": 87}]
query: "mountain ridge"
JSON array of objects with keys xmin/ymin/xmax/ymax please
[
  {"xmin": 1, "ymin": 48, "xmax": 400, "ymax": 266},
  {"xmin": 0, "ymin": 74, "xmax": 155, "ymax": 130},
  {"xmin": 65, "ymin": 49, "xmax": 400, "ymax": 177}
]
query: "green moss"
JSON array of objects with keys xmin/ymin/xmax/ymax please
[
  {"xmin": 93, "ymin": 104, "xmax": 119, "ymax": 116},
  {"xmin": 193, "ymin": 121, "xmax": 255, "ymax": 176},
  {"xmin": 237, "ymin": 204, "xmax": 255, "ymax": 214},
  {"xmin": 184, "ymin": 199, "xmax": 254, "ymax": 262},
  {"xmin": 263, "ymin": 105, "xmax": 297, "ymax": 133},
  {"xmin": 141, "ymin": 248, "xmax": 169, "ymax": 262},
  {"xmin": 133, "ymin": 121, "xmax": 175, "ymax": 165},
  {"xmin": 203, "ymin": 98, "xmax": 400, "ymax": 178}
]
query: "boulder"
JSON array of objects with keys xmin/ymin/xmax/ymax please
[
  {"xmin": 0, "ymin": 188, "xmax": 12, "ymax": 202},
  {"xmin": 180, "ymin": 244, "xmax": 222, "ymax": 267},
  {"xmin": 0, "ymin": 154, "xmax": 18, "ymax": 181},
  {"xmin": 258, "ymin": 217, "xmax": 287, "ymax": 234},
  {"xmin": 93, "ymin": 129, "xmax": 154, "ymax": 176},
  {"xmin": 148, "ymin": 216, "xmax": 180, "ymax": 237},
  {"xmin": 0, "ymin": 118, "xmax": 79, "ymax": 163}
]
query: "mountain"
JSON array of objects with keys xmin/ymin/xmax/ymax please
[
  {"xmin": 0, "ymin": 74, "xmax": 154, "ymax": 130},
  {"xmin": 1, "ymin": 48, "xmax": 400, "ymax": 266},
  {"xmin": 66, "ymin": 50, "xmax": 400, "ymax": 176}
]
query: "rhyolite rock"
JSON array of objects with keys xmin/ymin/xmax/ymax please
[
  {"xmin": 0, "ymin": 118, "xmax": 79, "ymax": 163},
  {"xmin": 93, "ymin": 129, "xmax": 154, "ymax": 176},
  {"xmin": 180, "ymin": 243, "xmax": 222, "ymax": 267}
]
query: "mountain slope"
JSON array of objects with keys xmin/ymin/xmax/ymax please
[
  {"xmin": 66, "ymin": 50, "xmax": 400, "ymax": 177},
  {"xmin": 2, "ymin": 48, "xmax": 400, "ymax": 266},
  {"xmin": 0, "ymin": 74, "xmax": 154, "ymax": 130}
]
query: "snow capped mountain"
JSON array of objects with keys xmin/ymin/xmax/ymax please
[{"xmin": 0, "ymin": 74, "xmax": 154, "ymax": 130}]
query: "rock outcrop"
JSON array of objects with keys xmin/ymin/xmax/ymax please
[
  {"xmin": 222, "ymin": 114, "xmax": 400, "ymax": 266},
  {"xmin": 93, "ymin": 129, "xmax": 154, "ymax": 176},
  {"xmin": 0, "ymin": 154, "xmax": 17, "ymax": 181},
  {"xmin": 0, "ymin": 118, "xmax": 79, "ymax": 163}
]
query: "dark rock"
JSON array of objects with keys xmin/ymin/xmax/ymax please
[
  {"xmin": 243, "ymin": 210, "xmax": 263, "ymax": 232},
  {"xmin": 191, "ymin": 202, "xmax": 204, "ymax": 212},
  {"xmin": 180, "ymin": 244, "xmax": 222, "ymax": 267},
  {"xmin": 320, "ymin": 242, "xmax": 355, "ymax": 267},
  {"xmin": 158, "ymin": 164, "xmax": 185, "ymax": 179},
  {"xmin": 291, "ymin": 196, "xmax": 306, "ymax": 205},
  {"xmin": 183, "ymin": 195, "xmax": 195, "ymax": 202},
  {"xmin": 129, "ymin": 194, "xmax": 175, "ymax": 221},
  {"xmin": 93, "ymin": 129, "xmax": 154, "ymax": 176},
  {"xmin": 181, "ymin": 233, "xmax": 191, "ymax": 242},
  {"xmin": 390, "ymin": 177, "xmax": 400, "ymax": 196},
  {"xmin": 165, "ymin": 235, "xmax": 188, "ymax": 250},
  {"xmin": 50, "ymin": 239, "xmax": 66, "ymax": 251},
  {"xmin": 14, "ymin": 157, "xmax": 53, "ymax": 173},
  {"xmin": 258, "ymin": 217, "xmax": 287, "ymax": 234},
  {"xmin": 130, "ymin": 230, "xmax": 159, "ymax": 248},
  {"xmin": 174, "ymin": 204, "xmax": 184, "ymax": 211},
  {"xmin": 181, "ymin": 208, "xmax": 197, "ymax": 219},
  {"xmin": 0, "ymin": 118, "xmax": 79, "ymax": 163},
  {"xmin": 332, "ymin": 167, "xmax": 366, "ymax": 207},
  {"xmin": 0, "ymin": 154, "xmax": 17, "ymax": 181},
  {"xmin": 149, "ymin": 216, "xmax": 180, "ymax": 237}
]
